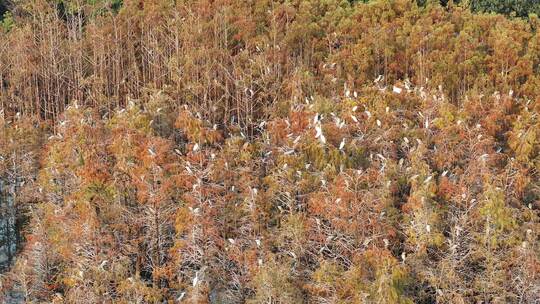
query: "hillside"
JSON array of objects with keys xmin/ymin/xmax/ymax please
[{"xmin": 0, "ymin": 0, "xmax": 539, "ymax": 303}]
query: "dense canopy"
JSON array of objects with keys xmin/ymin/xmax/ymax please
[{"xmin": 0, "ymin": 0, "xmax": 539, "ymax": 303}]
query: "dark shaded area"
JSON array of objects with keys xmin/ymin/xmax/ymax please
[
  {"xmin": 0, "ymin": 183, "xmax": 17, "ymax": 273},
  {"xmin": 470, "ymin": 0, "xmax": 540, "ymax": 17},
  {"xmin": 52, "ymin": 0, "xmax": 125, "ymax": 25},
  {"xmin": 417, "ymin": 0, "xmax": 540, "ymax": 17},
  {"xmin": 353, "ymin": 0, "xmax": 540, "ymax": 18},
  {"xmin": 110, "ymin": 0, "xmax": 123, "ymax": 13},
  {"xmin": 0, "ymin": 0, "xmax": 8, "ymax": 18}
]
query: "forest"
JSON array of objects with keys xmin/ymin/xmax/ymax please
[{"xmin": 0, "ymin": 0, "xmax": 539, "ymax": 303}]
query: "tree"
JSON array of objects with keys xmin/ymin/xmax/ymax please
[{"xmin": 470, "ymin": 0, "xmax": 540, "ymax": 17}]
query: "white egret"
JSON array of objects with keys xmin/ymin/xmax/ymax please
[{"xmin": 339, "ymin": 138, "xmax": 345, "ymax": 150}]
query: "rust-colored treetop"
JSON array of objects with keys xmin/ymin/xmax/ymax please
[{"xmin": 0, "ymin": 0, "xmax": 539, "ymax": 303}]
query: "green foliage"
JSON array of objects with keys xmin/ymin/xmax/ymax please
[
  {"xmin": 508, "ymin": 108, "xmax": 539, "ymax": 163},
  {"xmin": 470, "ymin": 0, "xmax": 540, "ymax": 17},
  {"xmin": 248, "ymin": 258, "xmax": 303, "ymax": 304},
  {"xmin": 312, "ymin": 251, "xmax": 414, "ymax": 303},
  {"xmin": 479, "ymin": 185, "xmax": 517, "ymax": 246},
  {"xmin": 0, "ymin": 11, "xmax": 13, "ymax": 31}
]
